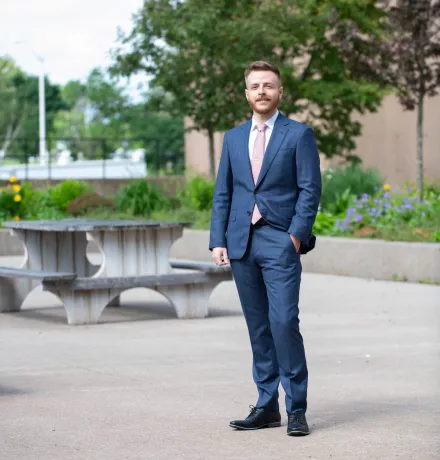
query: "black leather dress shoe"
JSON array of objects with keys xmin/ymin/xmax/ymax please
[
  {"xmin": 287, "ymin": 412, "xmax": 310, "ymax": 436},
  {"xmin": 230, "ymin": 405, "xmax": 281, "ymax": 430}
]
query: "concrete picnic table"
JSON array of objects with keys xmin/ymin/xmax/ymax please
[{"xmin": 0, "ymin": 219, "xmax": 231, "ymax": 325}]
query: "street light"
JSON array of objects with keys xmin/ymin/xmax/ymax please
[{"xmin": 14, "ymin": 41, "xmax": 47, "ymax": 165}]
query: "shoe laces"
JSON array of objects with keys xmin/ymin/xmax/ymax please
[
  {"xmin": 248, "ymin": 405, "xmax": 259, "ymax": 417},
  {"xmin": 289, "ymin": 412, "xmax": 305, "ymax": 424}
]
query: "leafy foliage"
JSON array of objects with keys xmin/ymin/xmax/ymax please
[
  {"xmin": 334, "ymin": 183, "xmax": 440, "ymax": 240},
  {"xmin": 66, "ymin": 193, "xmax": 115, "ymax": 216},
  {"xmin": 47, "ymin": 180, "xmax": 93, "ymax": 212},
  {"xmin": 382, "ymin": 0, "xmax": 440, "ymax": 199},
  {"xmin": 115, "ymin": 179, "xmax": 169, "ymax": 216},
  {"xmin": 0, "ymin": 56, "xmax": 67, "ymax": 159},
  {"xmin": 179, "ymin": 176, "xmax": 215, "ymax": 212},
  {"xmin": 111, "ymin": 0, "xmax": 392, "ymax": 175},
  {"xmin": 320, "ymin": 165, "xmax": 383, "ymax": 214}
]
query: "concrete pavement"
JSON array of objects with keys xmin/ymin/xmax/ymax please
[{"xmin": 0, "ymin": 269, "xmax": 439, "ymax": 460}]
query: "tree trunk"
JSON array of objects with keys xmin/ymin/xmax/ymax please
[
  {"xmin": 416, "ymin": 93, "xmax": 424, "ymax": 201},
  {"xmin": 1, "ymin": 122, "xmax": 20, "ymax": 160},
  {"xmin": 208, "ymin": 129, "xmax": 215, "ymax": 180}
]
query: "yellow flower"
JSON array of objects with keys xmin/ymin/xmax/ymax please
[
  {"xmin": 13, "ymin": 216, "xmax": 20, "ymax": 221},
  {"xmin": 383, "ymin": 184, "xmax": 391, "ymax": 191},
  {"xmin": 12, "ymin": 184, "xmax": 21, "ymax": 193},
  {"xmin": 9, "ymin": 176, "xmax": 17, "ymax": 183},
  {"xmin": 14, "ymin": 194, "xmax": 22, "ymax": 202}
]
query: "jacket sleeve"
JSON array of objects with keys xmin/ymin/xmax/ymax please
[
  {"xmin": 288, "ymin": 127, "xmax": 322, "ymax": 243},
  {"xmin": 209, "ymin": 132, "xmax": 233, "ymax": 250}
]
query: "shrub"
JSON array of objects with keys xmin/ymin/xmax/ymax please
[
  {"xmin": 66, "ymin": 193, "xmax": 115, "ymax": 216},
  {"xmin": 115, "ymin": 179, "xmax": 169, "ymax": 216},
  {"xmin": 0, "ymin": 176, "xmax": 25, "ymax": 221},
  {"xmin": 47, "ymin": 180, "xmax": 93, "ymax": 212},
  {"xmin": 335, "ymin": 184, "xmax": 439, "ymax": 234},
  {"xmin": 180, "ymin": 175, "xmax": 215, "ymax": 211},
  {"xmin": 321, "ymin": 165, "xmax": 383, "ymax": 214},
  {"xmin": 312, "ymin": 212, "xmax": 337, "ymax": 235}
]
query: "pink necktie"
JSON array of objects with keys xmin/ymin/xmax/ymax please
[{"xmin": 251, "ymin": 123, "xmax": 268, "ymax": 224}]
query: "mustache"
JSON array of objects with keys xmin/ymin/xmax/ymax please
[{"xmin": 256, "ymin": 98, "xmax": 271, "ymax": 101}]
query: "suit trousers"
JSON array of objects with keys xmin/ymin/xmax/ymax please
[{"xmin": 230, "ymin": 221, "xmax": 308, "ymax": 414}]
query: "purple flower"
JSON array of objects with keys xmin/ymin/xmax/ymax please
[{"xmin": 355, "ymin": 214, "xmax": 363, "ymax": 222}]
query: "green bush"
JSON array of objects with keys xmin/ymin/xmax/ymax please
[
  {"xmin": 180, "ymin": 175, "xmax": 215, "ymax": 211},
  {"xmin": 116, "ymin": 179, "xmax": 169, "ymax": 216},
  {"xmin": 321, "ymin": 165, "xmax": 383, "ymax": 215},
  {"xmin": 47, "ymin": 180, "xmax": 93, "ymax": 213},
  {"xmin": 0, "ymin": 188, "xmax": 20, "ymax": 220},
  {"xmin": 334, "ymin": 184, "xmax": 440, "ymax": 241},
  {"xmin": 66, "ymin": 193, "xmax": 115, "ymax": 216},
  {"xmin": 312, "ymin": 212, "xmax": 337, "ymax": 235}
]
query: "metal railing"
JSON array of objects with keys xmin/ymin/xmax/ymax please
[{"xmin": 0, "ymin": 136, "xmax": 184, "ymax": 181}]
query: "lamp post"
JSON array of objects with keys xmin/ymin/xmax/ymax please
[{"xmin": 14, "ymin": 41, "xmax": 47, "ymax": 165}]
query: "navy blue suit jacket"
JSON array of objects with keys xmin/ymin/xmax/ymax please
[{"xmin": 209, "ymin": 112, "xmax": 322, "ymax": 260}]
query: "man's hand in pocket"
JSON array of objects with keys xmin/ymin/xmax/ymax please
[{"xmin": 289, "ymin": 234, "xmax": 301, "ymax": 253}]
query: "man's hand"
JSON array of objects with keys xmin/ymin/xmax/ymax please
[
  {"xmin": 212, "ymin": 247, "xmax": 230, "ymax": 266},
  {"xmin": 289, "ymin": 234, "xmax": 301, "ymax": 253}
]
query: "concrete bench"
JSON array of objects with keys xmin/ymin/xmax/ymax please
[
  {"xmin": 39, "ymin": 260, "xmax": 233, "ymax": 325},
  {"xmin": 0, "ymin": 267, "xmax": 78, "ymax": 316},
  {"xmin": 0, "ymin": 266, "xmax": 77, "ymax": 281}
]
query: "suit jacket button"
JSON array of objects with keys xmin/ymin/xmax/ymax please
[{"xmin": 247, "ymin": 211, "xmax": 251, "ymax": 216}]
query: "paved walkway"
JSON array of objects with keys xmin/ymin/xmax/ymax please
[{"xmin": 0, "ymin": 267, "xmax": 439, "ymax": 460}]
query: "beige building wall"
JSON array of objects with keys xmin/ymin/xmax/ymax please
[{"xmin": 184, "ymin": 94, "xmax": 440, "ymax": 185}]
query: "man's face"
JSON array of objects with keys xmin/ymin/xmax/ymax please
[{"xmin": 245, "ymin": 70, "xmax": 283, "ymax": 115}]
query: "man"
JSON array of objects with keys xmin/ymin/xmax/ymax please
[{"xmin": 209, "ymin": 61, "xmax": 321, "ymax": 437}]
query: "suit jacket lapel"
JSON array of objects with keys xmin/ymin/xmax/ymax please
[
  {"xmin": 240, "ymin": 120, "xmax": 254, "ymax": 188},
  {"xmin": 255, "ymin": 113, "xmax": 289, "ymax": 188}
]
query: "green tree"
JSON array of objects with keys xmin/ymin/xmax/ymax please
[
  {"xmin": 53, "ymin": 68, "xmax": 130, "ymax": 159},
  {"xmin": 124, "ymin": 101, "xmax": 184, "ymax": 174},
  {"xmin": 0, "ymin": 55, "xmax": 67, "ymax": 160},
  {"xmin": 111, "ymin": 0, "xmax": 391, "ymax": 178},
  {"xmin": 111, "ymin": 0, "xmax": 263, "ymax": 179},
  {"xmin": 0, "ymin": 56, "xmax": 23, "ymax": 156},
  {"xmin": 55, "ymin": 67, "xmax": 184, "ymax": 169},
  {"xmin": 384, "ymin": 0, "xmax": 440, "ymax": 200}
]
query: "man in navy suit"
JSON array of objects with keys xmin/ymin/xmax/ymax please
[{"xmin": 209, "ymin": 61, "xmax": 321, "ymax": 436}]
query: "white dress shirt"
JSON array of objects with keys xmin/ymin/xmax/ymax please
[{"xmin": 248, "ymin": 110, "xmax": 279, "ymax": 160}]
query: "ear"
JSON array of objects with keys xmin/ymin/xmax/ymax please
[
  {"xmin": 245, "ymin": 88, "xmax": 249, "ymax": 101},
  {"xmin": 279, "ymin": 86, "xmax": 284, "ymax": 99}
]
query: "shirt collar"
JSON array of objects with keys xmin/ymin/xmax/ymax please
[{"xmin": 251, "ymin": 110, "xmax": 279, "ymax": 131}]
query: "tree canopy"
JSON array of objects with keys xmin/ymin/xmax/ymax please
[{"xmin": 111, "ymin": 0, "xmax": 393, "ymax": 178}]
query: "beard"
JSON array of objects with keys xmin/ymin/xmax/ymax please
[{"xmin": 248, "ymin": 96, "xmax": 280, "ymax": 115}]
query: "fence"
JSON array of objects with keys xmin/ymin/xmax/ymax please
[{"xmin": 0, "ymin": 136, "xmax": 184, "ymax": 181}]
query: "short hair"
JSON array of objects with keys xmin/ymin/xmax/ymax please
[{"xmin": 244, "ymin": 61, "xmax": 281, "ymax": 83}]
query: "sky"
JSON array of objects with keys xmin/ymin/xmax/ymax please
[{"xmin": 0, "ymin": 0, "xmax": 146, "ymax": 98}]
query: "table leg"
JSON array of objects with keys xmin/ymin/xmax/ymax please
[
  {"xmin": 158, "ymin": 282, "xmax": 214, "ymax": 319},
  {"xmin": 0, "ymin": 277, "xmax": 29, "ymax": 313},
  {"xmin": 87, "ymin": 226, "xmax": 184, "ymax": 277},
  {"xmin": 107, "ymin": 294, "xmax": 121, "ymax": 307},
  {"xmin": 1, "ymin": 230, "xmax": 98, "ymax": 314},
  {"xmin": 54, "ymin": 290, "xmax": 121, "ymax": 325},
  {"xmin": 48, "ymin": 227, "xmax": 184, "ymax": 324}
]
